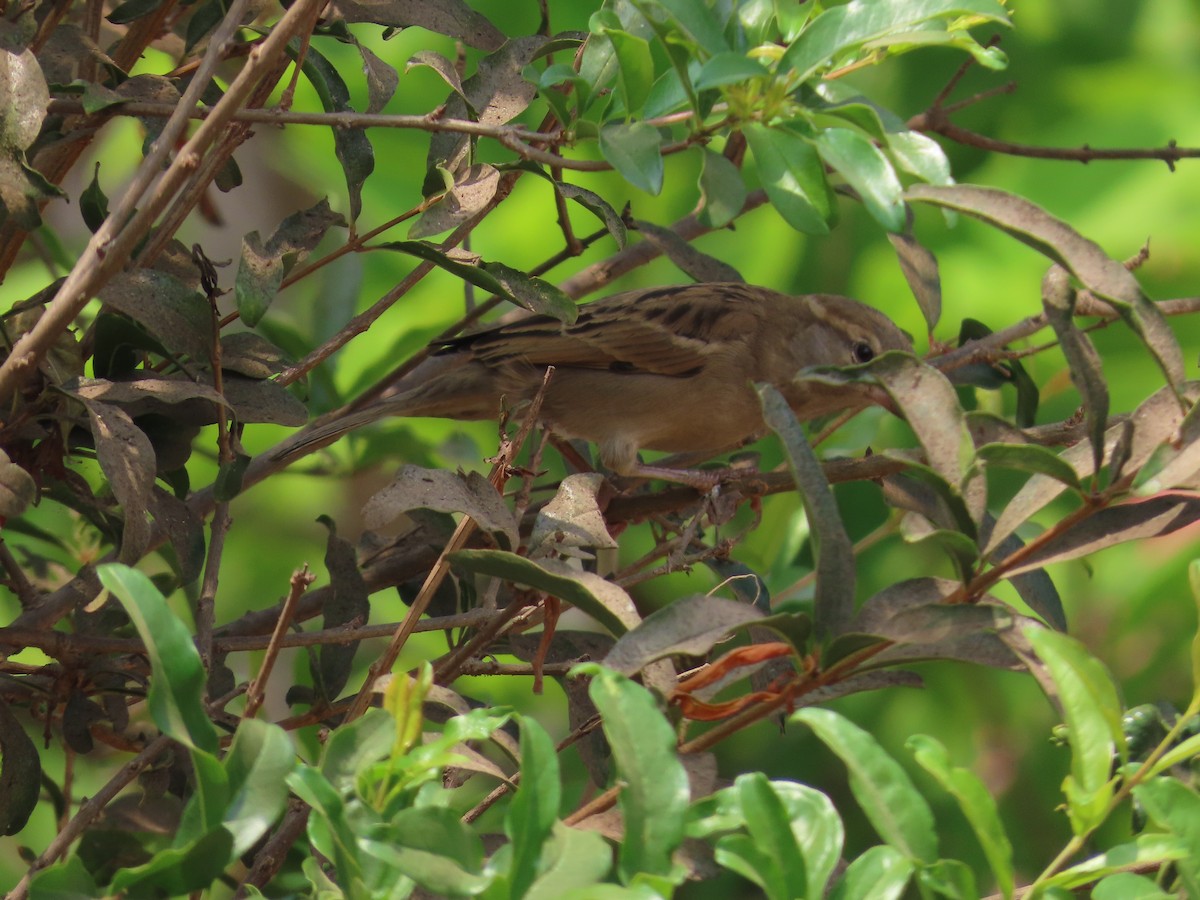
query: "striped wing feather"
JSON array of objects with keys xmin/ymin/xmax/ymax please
[{"xmin": 437, "ymin": 284, "xmax": 775, "ymax": 378}]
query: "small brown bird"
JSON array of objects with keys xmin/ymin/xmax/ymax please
[{"xmin": 273, "ymin": 283, "xmax": 912, "ymax": 482}]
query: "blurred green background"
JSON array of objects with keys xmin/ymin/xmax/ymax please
[{"xmin": 5, "ymin": 0, "xmax": 1200, "ymax": 894}]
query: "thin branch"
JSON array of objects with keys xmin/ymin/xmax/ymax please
[
  {"xmin": 195, "ymin": 504, "xmax": 231, "ymax": 669},
  {"xmin": 244, "ymin": 565, "xmax": 314, "ymax": 719},
  {"xmin": 0, "ymin": 608, "xmax": 498, "ymax": 659},
  {"xmin": 557, "ymin": 189, "xmax": 769, "ymax": 298},
  {"xmin": 40, "ymin": 99, "xmax": 703, "ymax": 173},
  {"xmin": 42, "ymin": 99, "xmax": 565, "ymax": 141},
  {"xmin": 275, "ymin": 171, "xmax": 521, "ymax": 387},
  {"xmin": 0, "ymin": 0, "xmax": 329, "ymax": 406},
  {"xmin": 461, "ymin": 713, "xmax": 602, "ymax": 825},
  {"xmin": 434, "ymin": 598, "xmax": 539, "ymax": 685},
  {"xmin": 0, "ymin": 540, "xmax": 38, "ymax": 610},
  {"xmin": 918, "ymin": 118, "xmax": 1199, "ymax": 171},
  {"xmin": 455, "ymin": 659, "xmax": 576, "ymax": 677},
  {"xmin": 234, "ymin": 800, "xmax": 310, "ymax": 897}
]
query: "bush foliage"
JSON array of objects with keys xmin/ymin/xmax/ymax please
[{"xmin": 1, "ymin": 0, "xmax": 1199, "ymax": 897}]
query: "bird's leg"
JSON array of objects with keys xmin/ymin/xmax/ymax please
[{"xmin": 622, "ymin": 461, "xmax": 725, "ymax": 491}]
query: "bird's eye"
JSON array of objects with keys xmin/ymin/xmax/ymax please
[{"xmin": 852, "ymin": 341, "xmax": 875, "ymax": 364}]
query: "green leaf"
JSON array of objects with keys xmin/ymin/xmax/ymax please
[
  {"xmin": 697, "ymin": 148, "xmax": 748, "ymax": 228},
  {"xmin": 815, "ymin": 128, "xmax": 906, "ymax": 232},
  {"xmin": 507, "ymin": 717, "xmax": 562, "ymax": 898},
  {"xmin": 483, "ymin": 260, "xmax": 582, "ymax": 324},
  {"xmin": 0, "ymin": 697, "xmax": 40, "ymax": 836},
  {"xmin": 712, "ymin": 777, "xmax": 844, "ymax": 898},
  {"xmin": 733, "ymin": 774, "xmax": 808, "ymax": 900},
  {"xmin": 830, "ymin": 845, "xmax": 914, "ymax": 900},
  {"xmin": 1092, "ymin": 872, "xmax": 1175, "ymax": 900},
  {"xmin": 1043, "ymin": 832, "xmax": 1189, "ymax": 892},
  {"xmin": 917, "ymin": 858, "xmax": 977, "ymax": 898},
  {"xmin": 887, "ymin": 130, "xmax": 954, "ymax": 186},
  {"xmin": 98, "ymin": 564, "xmax": 218, "ymax": 755},
  {"xmin": 213, "ymin": 451, "xmax": 251, "ymax": 502},
  {"xmin": 644, "ymin": 0, "xmax": 731, "ymax": 55},
  {"xmin": 694, "ymin": 52, "xmax": 770, "ymax": 90},
  {"xmin": 80, "ymin": 162, "xmax": 109, "ymax": 233},
  {"xmin": 451, "ymin": 549, "xmax": 640, "ymax": 636},
  {"xmin": 714, "ymin": 833, "xmax": 791, "ymax": 900},
  {"xmin": 908, "ymin": 735, "xmax": 1014, "ymax": 899},
  {"xmin": 572, "ymin": 665, "xmax": 689, "ymax": 881},
  {"xmin": 1193, "ymin": 559, "xmax": 1200, "ymax": 708},
  {"xmin": 604, "ymin": 593, "xmax": 765, "ymax": 676},
  {"xmin": 602, "ymin": 27, "xmax": 654, "ymax": 116},
  {"xmin": 288, "ymin": 765, "xmax": 367, "ymax": 897},
  {"xmin": 1024, "ymin": 626, "xmax": 1124, "ymax": 835},
  {"xmin": 644, "ymin": 66, "xmax": 690, "ymax": 119},
  {"xmin": 555, "ymin": 180, "xmax": 628, "ymax": 248},
  {"xmin": 1134, "ymin": 730, "xmax": 1200, "ymax": 780},
  {"xmin": 27, "ymin": 855, "xmax": 101, "ymax": 899},
  {"xmin": 907, "ymin": 184, "xmax": 1185, "ymax": 394},
  {"xmin": 1131, "ymin": 779, "xmax": 1200, "ymax": 896},
  {"xmin": 361, "ymin": 807, "xmax": 490, "ymax": 896},
  {"xmin": 316, "ymin": 710, "xmax": 405, "ymax": 792},
  {"xmin": 524, "ymin": 822, "xmax": 613, "ymax": 899},
  {"xmin": 106, "ymin": 0, "xmax": 167, "ymax": 24},
  {"xmin": 222, "ymin": 719, "xmax": 296, "ymax": 856},
  {"xmin": 292, "ymin": 41, "xmax": 374, "ymax": 222},
  {"xmin": 175, "ymin": 750, "xmax": 230, "ymax": 841},
  {"xmin": 774, "ymin": 782, "xmax": 844, "ymax": 898},
  {"xmin": 1043, "ymin": 265, "xmax": 1109, "ymax": 475},
  {"xmin": 977, "ymin": 443, "xmax": 1084, "ymax": 493},
  {"xmin": 376, "ymin": 241, "xmax": 577, "ymax": 323},
  {"xmin": 744, "ymin": 123, "xmax": 831, "ymax": 234},
  {"xmin": 782, "ymin": 0, "xmax": 1011, "ymax": 82},
  {"xmin": 1000, "ymin": 496, "xmax": 1200, "ymax": 579},
  {"xmin": 760, "ymin": 384, "xmax": 855, "ymax": 637},
  {"xmin": 599, "ymin": 122, "xmax": 664, "ymax": 194},
  {"xmin": 109, "ymin": 826, "xmax": 234, "ymax": 896},
  {"xmin": 792, "ymin": 708, "xmax": 937, "ymax": 861}
]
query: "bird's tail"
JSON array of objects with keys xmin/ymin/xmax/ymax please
[{"xmin": 266, "ymin": 357, "xmax": 502, "ymax": 468}]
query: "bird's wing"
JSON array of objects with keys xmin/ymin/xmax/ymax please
[{"xmin": 438, "ymin": 283, "xmax": 772, "ymax": 378}]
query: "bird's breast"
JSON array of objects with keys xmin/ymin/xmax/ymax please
[{"xmin": 536, "ymin": 367, "xmax": 765, "ymax": 456}]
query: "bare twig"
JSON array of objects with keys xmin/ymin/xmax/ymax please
[
  {"xmin": 461, "ymin": 713, "xmax": 602, "ymax": 824},
  {"xmin": 234, "ymin": 801, "xmax": 310, "ymax": 897},
  {"xmin": 918, "ymin": 118, "xmax": 1199, "ymax": 171},
  {"xmin": 275, "ymin": 171, "xmax": 521, "ymax": 387},
  {"xmin": 910, "ymin": 44, "xmax": 1199, "ymax": 171},
  {"xmin": 196, "ymin": 504, "xmax": 231, "ymax": 669},
  {"xmin": 0, "ymin": 0, "xmax": 328, "ymax": 406},
  {"xmin": 244, "ymin": 565, "xmax": 315, "ymax": 719},
  {"xmin": 0, "ymin": 540, "xmax": 38, "ymax": 610},
  {"xmin": 0, "ymin": 609, "xmax": 495, "ymax": 659}
]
